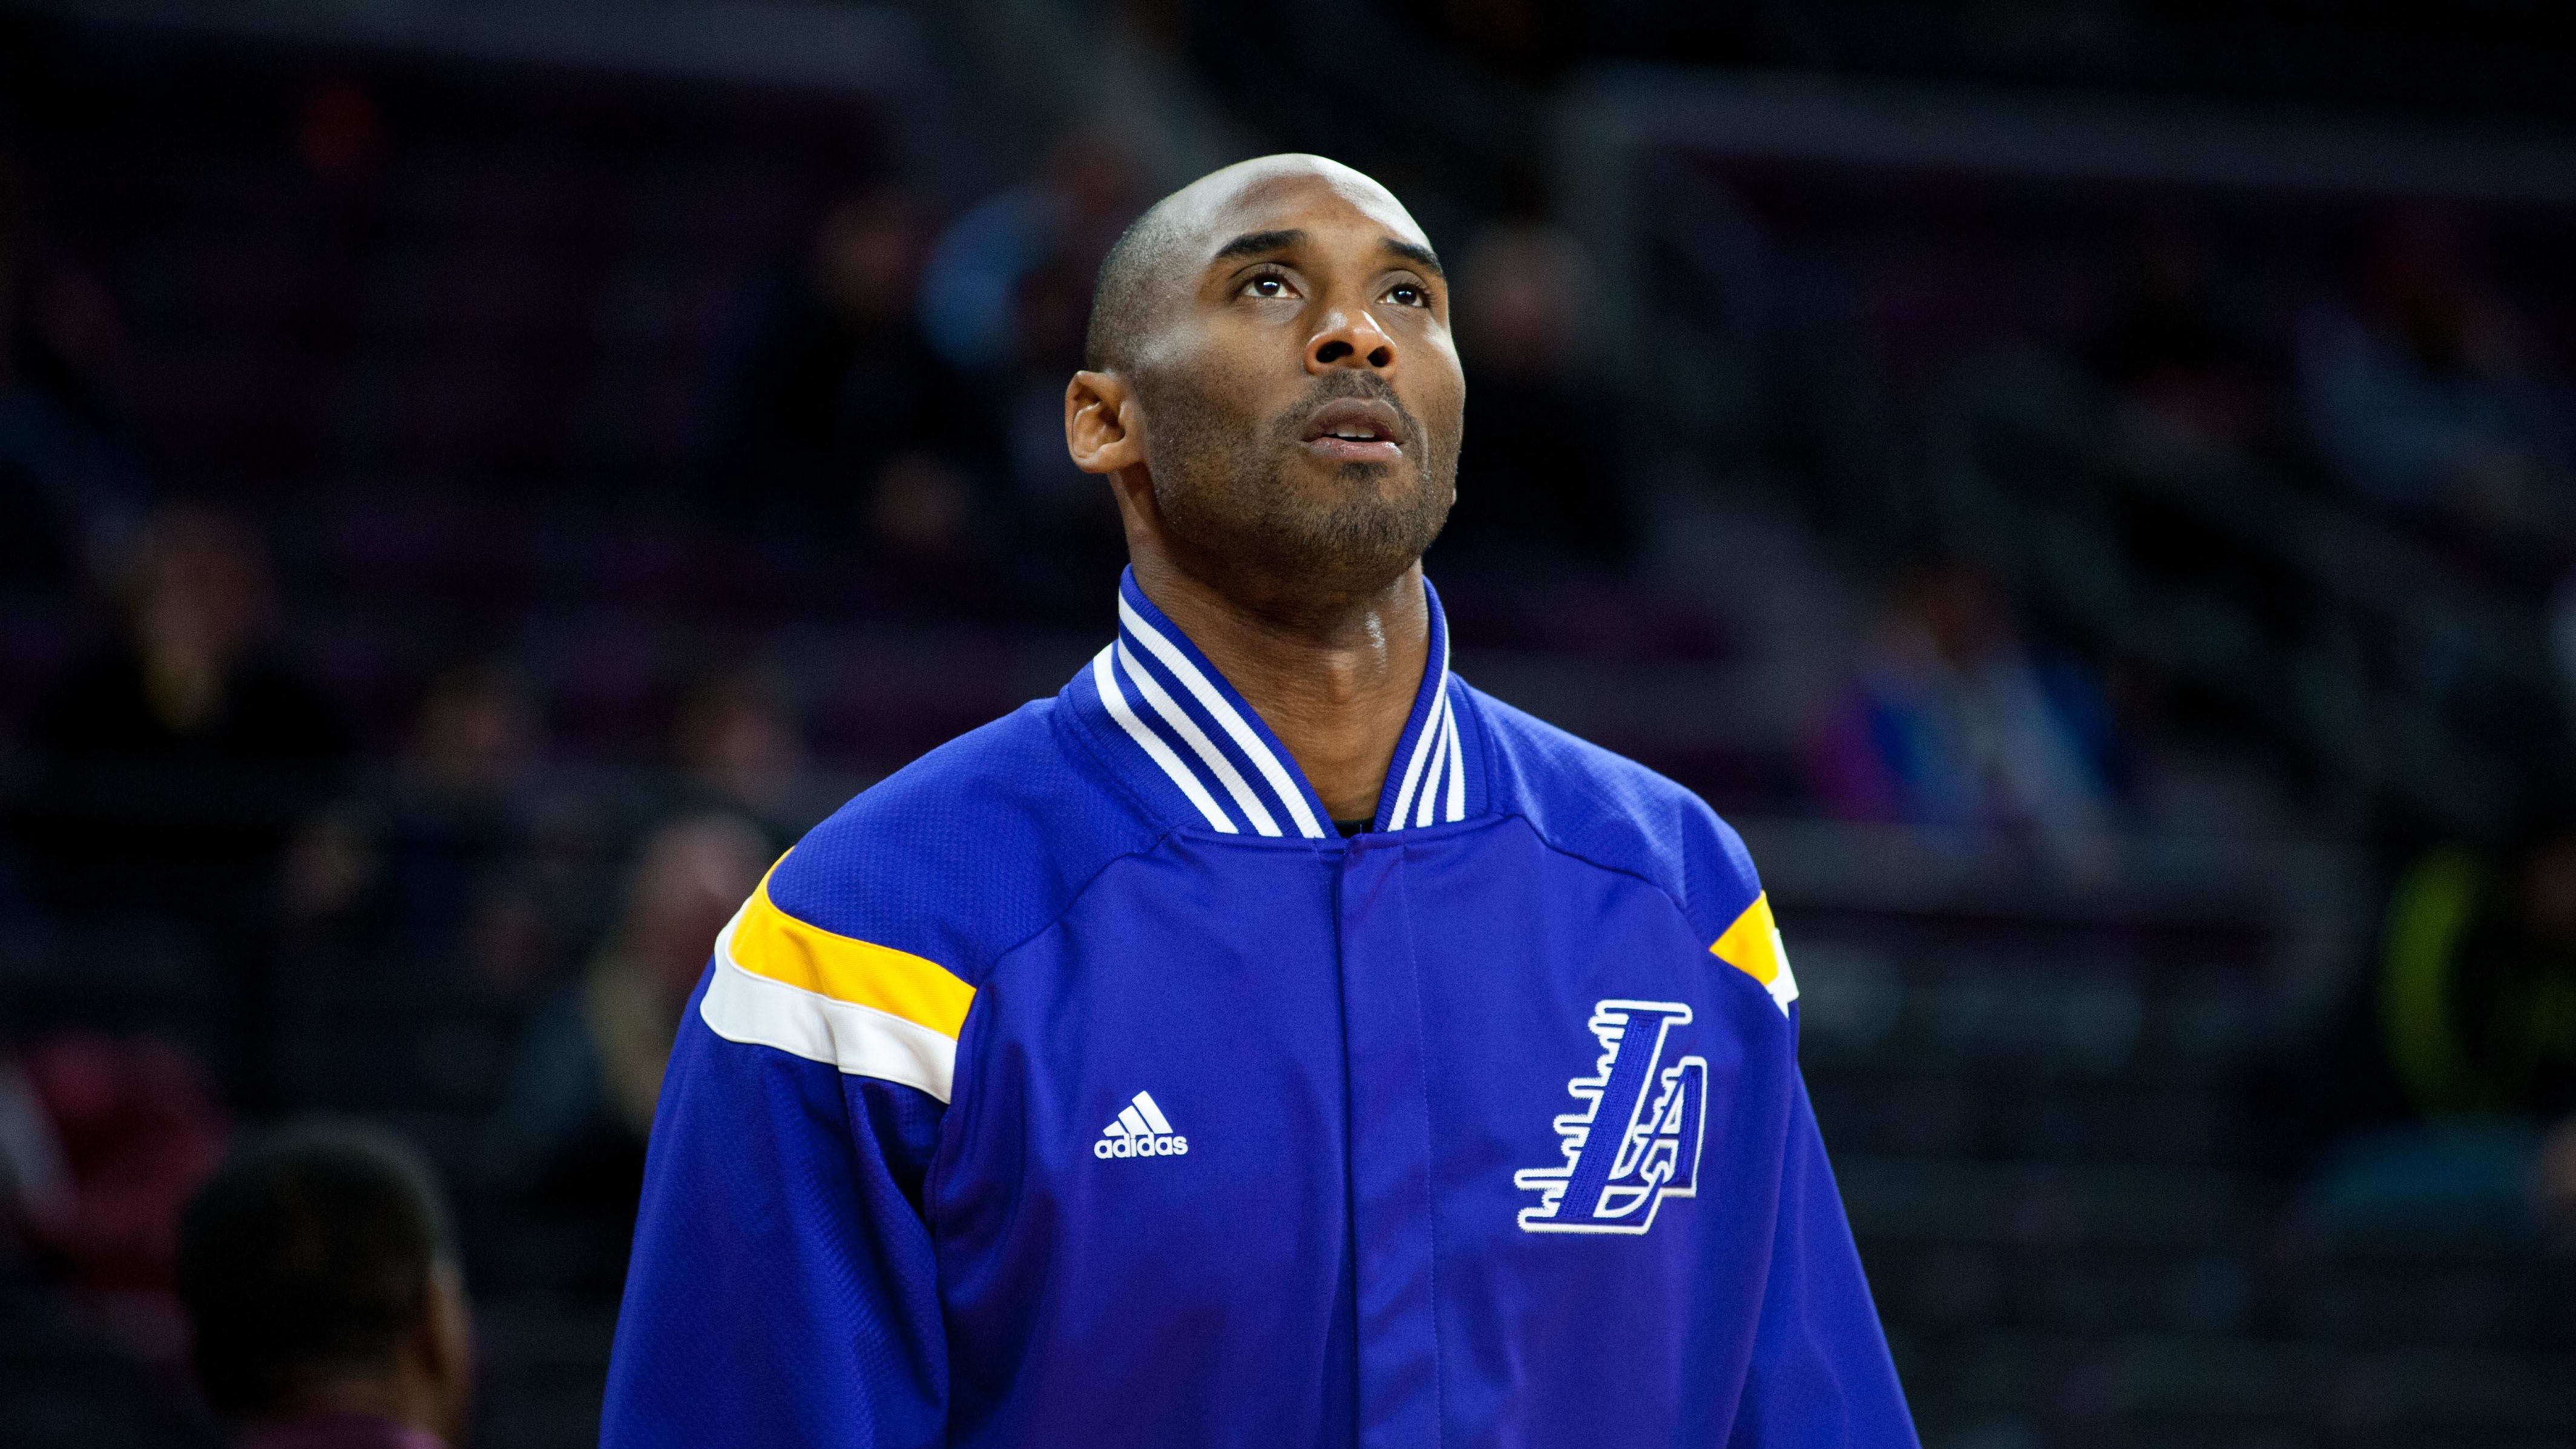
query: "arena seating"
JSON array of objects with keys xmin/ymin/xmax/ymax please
[{"xmin": 8, "ymin": 27, "xmax": 2574, "ymax": 1449}]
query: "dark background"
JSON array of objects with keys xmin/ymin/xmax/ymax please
[{"xmin": 5, "ymin": 2, "xmax": 2576, "ymax": 1445}]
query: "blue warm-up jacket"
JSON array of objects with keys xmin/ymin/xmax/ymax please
[{"xmin": 603, "ymin": 570, "xmax": 1916, "ymax": 1448}]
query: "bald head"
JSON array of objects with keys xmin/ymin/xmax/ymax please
[
  {"xmin": 1085, "ymin": 154, "xmax": 1441, "ymax": 375},
  {"xmin": 1063, "ymin": 152, "xmax": 1464, "ymax": 619}
]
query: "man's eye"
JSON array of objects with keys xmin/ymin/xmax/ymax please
[
  {"xmin": 1243, "ymin": 274, "xmax": 1295, "ymax": 299},
  {"xmin": 1385, "ymin": 283, "xmax": 1427, "ymax": 307}
]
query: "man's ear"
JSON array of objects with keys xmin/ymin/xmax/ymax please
[{"xmin": 1066, "ymin": 370, "xmax": 1146, "ymax": 476}]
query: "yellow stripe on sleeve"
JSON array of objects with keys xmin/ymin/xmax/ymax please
[
  {"xmin": 724, "ymin": 871, "xmax": 976, "ymax": 1039},
  {"xmin": 1710, "ymin": 891, "xmax": 1798, "ymax": 1014}
]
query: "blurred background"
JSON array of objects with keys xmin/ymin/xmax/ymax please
[{"xmin": 3, "ymin": 1, "xmax": 2575, "ymax": 1445}]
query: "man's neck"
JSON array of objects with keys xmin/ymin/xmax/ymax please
[{"xmin": 1129, "ymin": 554, "xmax": 1430, "ymax": 824}]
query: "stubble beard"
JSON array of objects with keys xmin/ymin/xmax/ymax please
[{"xmin": 1139, "ymin": 369, "xmax": 1457, "ymax": 613}]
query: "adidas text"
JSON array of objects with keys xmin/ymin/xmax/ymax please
[{"xmin": 1094, "ymin": 1133, "xmax": 1188, "ymax": 1158}]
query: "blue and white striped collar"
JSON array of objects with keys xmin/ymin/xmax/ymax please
[{"xmin": 1071, "ymin": 568, "xmax": 1476, "ymax": 839}]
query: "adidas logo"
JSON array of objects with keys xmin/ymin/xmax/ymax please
[{"xmin": 1093, "ymin": 1091, "xmax": 1189, "ymax": 1159}]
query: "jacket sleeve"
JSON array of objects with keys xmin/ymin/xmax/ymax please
[
  {"xmin": 601, "ymin": 965, "xmax": 948, "ymax": 1448},
  {"xmin": 1727, "ymin": 1071, "xmax": 1917, "ymax": 1448}
]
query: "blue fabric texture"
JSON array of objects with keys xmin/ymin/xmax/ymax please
[{"xmin": 603, "ymin": 570, "xmax": 1916, "ymax": 1448}]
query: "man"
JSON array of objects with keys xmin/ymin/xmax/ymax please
[
  {"xmin": 176, "ymin": 1125, "xmax": 473, "ymax": 1449},
  {"xmin": 605, "ymin": 154, "xmax": 1914, "ymax": 1447}
]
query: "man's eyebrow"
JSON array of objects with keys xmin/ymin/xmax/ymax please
[
  {"xmin": 1209, "ymin": 229, "xmax": 1305, "ymax": 266},
  {"xmin": 1382, "ymin": 237, "xmax": 1445, "ymax": 280}
]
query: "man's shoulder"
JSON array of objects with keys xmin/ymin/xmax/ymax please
[
  {"xmin": 1462, "ymin": 681, "xmax": 1764, "ymax": 944},
  {"xmin": 763, "ymin": 699, "xmax": 1162, "ymax": 985}
]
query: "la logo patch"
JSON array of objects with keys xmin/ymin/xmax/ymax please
[{"xmin": 1514, "ymin": 1000, "xmax": 1708, "ymax": 1235}]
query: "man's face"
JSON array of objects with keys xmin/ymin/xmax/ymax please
[{"xmin": 1127, "ymin": 166, "xmax": 1464, "ymax": 593}]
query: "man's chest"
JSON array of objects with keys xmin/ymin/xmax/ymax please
[{"xmin": 924, "ymin": 824, "xmax": 1792, "ymax": 1404}]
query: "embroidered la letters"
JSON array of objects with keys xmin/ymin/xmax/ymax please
[{"xmin": 1515, "ymin": 1000, "xmax": 1709, "ymax": 1235}]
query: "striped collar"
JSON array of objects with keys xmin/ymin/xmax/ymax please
[{"xmin": 1069, "ymin": 568, "xmax": 1477, "ymax": 839}]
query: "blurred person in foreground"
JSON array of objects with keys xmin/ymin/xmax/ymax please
[
  {"xmin": 176, "ymin": 1125, "xmax": 472, "ymax": 1449},
  {"xmin": 606, "ymin": 154, "xmax": 1912, "ymax": 1448},
  {"xmin": 479, "ymin": 813, "xmax": 767, "ymax": 1290}
]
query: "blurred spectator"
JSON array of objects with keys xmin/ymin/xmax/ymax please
[
  {"xmin": 702, "ymin": 185, "xmax": 994, "ymax": 603},
  {"xmin": 666, "ymin": 669, "xmax": 813, "ymax": 854},
  {"xmin": 0, "ymin": 1050, "xmax": 70, "ymax": 1248},
  {"xmin": 2550, "ymin": 571, "xmax": 2576, "ymax": 732},
  {"xmin": 11, "ymin": 1032, "xmax": 229, "ymax": 1372},
  {"xmin": 284, "ymin": 663, "xmax": 562, "ymax": 996},
  {"xmin": 2297, "ymin": 211, "xmax": 2575, "ymax": 580},
  {"xmin": 478, "ymin": 813, "xmax": 766, "ymax": 1289},
  {"xmin": 176, "ymin": 1124, "xmax": 472, "ymax": 1449},
  {"xmin": 22, "ymin": 504, "xmax": 350, "ymax": 924},
  {"xmin": 1807, "ymin": 561, "xmax": 2125, "ymax": 865},
  {"xmin": 2301, "ymin": 815, "xmax": 2576, "ymax": 1247},
  {"xmin": 2084, "ymin": 223, "xmax": 2276, "ymax": 455},
  {"xmin": 920, "ymin": 127, "xmax": 1146, "ymax": 614},
  {"xmin": 2387, "ymin": 823, "xmax": 2576, "ymax": 1121},
  {"xmin": 1, "ymin": 1052, "xmax": 220, "ymax": 1449},
  {"xmin": 1430, "ymin": 221, "xmax": 1635, "ymax": 573},
  {"xmin": 0, "ymin": 146, "xmax": 146, "ymax": 599},
  {"xmin": 919, "ymin": 127, "xmax": 1145, "ymax": 378}
]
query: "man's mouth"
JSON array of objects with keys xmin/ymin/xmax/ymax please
[{"xmin": 1300, "ymin": 397, "xmax": 1405, "ymax": 464}]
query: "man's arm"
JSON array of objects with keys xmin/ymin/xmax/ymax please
[
  {"xmin": 1727, "ymin": 1071, "xmax": 1917, "ymax": 1448},
  {"xmin": 602, "ymin": 967, "xmax": 948, "ymax": 1449}
]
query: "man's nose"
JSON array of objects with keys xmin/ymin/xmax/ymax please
[{"xmin": 1306, "ymin": 308, "xmax": 1396, "ymax": 374}]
